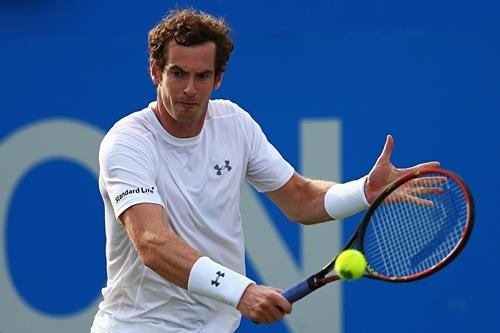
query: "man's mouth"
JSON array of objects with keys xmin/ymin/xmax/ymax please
[
  {"xmin": 178, "ymin": 100, "xmax": 198, "ymax": 105},
  {"xmin": 178, "ymin": 102, "xmax": 198, "ymax": 109}
]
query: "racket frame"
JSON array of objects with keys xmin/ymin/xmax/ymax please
[
  {"xmin": 358, "ymin": 167, "xmax": 475, "ymax": 282},
  {"xmin": 282, "ymin": 167, "xmax": 474, "ymax": 302}
]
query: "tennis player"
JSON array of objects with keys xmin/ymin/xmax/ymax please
[{"xmin": 90, "ymin": 8, "xmax": 439, "ymax": 333}]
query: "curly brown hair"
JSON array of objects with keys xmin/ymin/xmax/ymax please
[{"xmin": 148, "ymin": 8, "xmax": 234, "ymax": 76}]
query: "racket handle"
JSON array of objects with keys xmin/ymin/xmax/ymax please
[{"xmin": 282, "ymin": 279, "xmax": 313, "ymax": 303}]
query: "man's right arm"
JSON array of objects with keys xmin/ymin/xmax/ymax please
[
  {"xmin": 120, "ymin": 202, "xmax": 291, "ymax": 322},
  {"xmin": 120, "ymin": 202, "xmax": 201, "ymax": 289}
]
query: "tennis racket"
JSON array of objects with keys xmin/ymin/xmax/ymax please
[{"xmin": 282, "ymin": 167, "xmax": 474, "ymax": 303}]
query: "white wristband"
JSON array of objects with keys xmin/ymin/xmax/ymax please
[
  {"xmin": 187, "ymin": 256, "xmax": 254, "ymax": 308},
  {"xmin": 324, "ymin": 176, "xmax": 370, "ymax": 220}
]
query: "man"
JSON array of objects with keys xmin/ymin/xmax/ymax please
[{"xmin": 90, "ymin": 8, "xmax": 439, "ymax": 333}]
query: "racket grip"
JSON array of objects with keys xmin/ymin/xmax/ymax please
[{"xmin": 282, "ymin": 279, "xmax": 313, "ymax": 303}]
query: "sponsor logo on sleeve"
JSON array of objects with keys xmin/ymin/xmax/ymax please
[{"xmin": 115, "ymin": 186, "xmax": 155, "ymax": 203}]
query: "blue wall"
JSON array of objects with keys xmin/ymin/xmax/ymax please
[{"xmin": 1, "ymin": 0, "xmax": 499, "ymax": 332}]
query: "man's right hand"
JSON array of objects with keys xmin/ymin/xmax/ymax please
[{"xmin": 237, "ymin": 284, "xmax": 292, "ymax": 324}]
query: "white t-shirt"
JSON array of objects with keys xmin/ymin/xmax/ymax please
[{"xmin": 91, "ymin": 100, "xmax": 294, "ymax": 333}]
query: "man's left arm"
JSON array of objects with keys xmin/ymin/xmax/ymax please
[
  {"xmin": 266, "ymin": 135, "xmax": 440, "ymax": 225},
  {"xmin": 266, "ymin": 172, "xmax": 335, "ymax": 225}
]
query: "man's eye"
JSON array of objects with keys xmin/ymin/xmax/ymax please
[
  {"xmin": 171, "ymin": 70, "xmax": 185, "ymax": 78},
  {"xmin": 198, "ymin": 73, "xmax": 212, "ymax": 80}
]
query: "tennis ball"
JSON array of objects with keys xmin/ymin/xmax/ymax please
[{"xmin": 334, "ymin": 249, "xmax": 366, "ymax": 280}]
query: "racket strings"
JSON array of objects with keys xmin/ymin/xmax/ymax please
[{"xmin": 363, "ymin": 172, "xmax": 469, "ymax": 279}]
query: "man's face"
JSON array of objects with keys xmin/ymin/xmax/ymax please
[{"xmin": 152, "ymin": 41, "xmax": 222, "ymax": 129}]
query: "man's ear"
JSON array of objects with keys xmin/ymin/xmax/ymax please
[
  {"xmin": 150, "ymin": 59, "xmax": 161, "ymax": 86},
  {"xmin": 213, "ymin": 72, "xmax": 224, "ymax": 90}
]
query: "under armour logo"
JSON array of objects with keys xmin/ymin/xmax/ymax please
[
  {"xmin": 211, "ymin": 271, "xmax": 225, "ymax": 287},
  {"xmin": 213, "ymin": 160, "xmax": 232, "ymax": 175}
]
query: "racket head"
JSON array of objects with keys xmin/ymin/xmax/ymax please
[{"xmin": 358, "ymin": 167, "xmax": 474, "ymax": 282}]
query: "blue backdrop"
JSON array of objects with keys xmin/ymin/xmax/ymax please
[{"xmin": 1, "ymin": 0, "xmax": 499, "ymax": 332}]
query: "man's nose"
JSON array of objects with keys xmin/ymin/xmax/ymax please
[{"xmin": 183, "ymin": 76, "xmax": 196, "ymax": 96}]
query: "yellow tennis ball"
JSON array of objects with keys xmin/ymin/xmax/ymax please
[{"xmin": 334, "ymin": 249, "xmax": 367, "ymax": 280}]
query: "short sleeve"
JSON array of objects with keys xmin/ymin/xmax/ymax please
[
  {"xmin": 99, "ymin": 130, "xmax": 164, "ymax": 218},
  {"xmin": 238, "ymin": 109, "xmax": 295, "ymax": 192}
]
